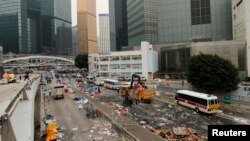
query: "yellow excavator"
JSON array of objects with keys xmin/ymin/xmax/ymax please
[{"xmin": 121, "ymin": 74, "xmax": 155, "ymax": 106}]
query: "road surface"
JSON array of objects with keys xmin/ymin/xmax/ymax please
[{"xmin": 44, "ymin": 83, "xmax": 119, "ymax": 141}]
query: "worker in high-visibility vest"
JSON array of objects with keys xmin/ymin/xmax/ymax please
[{"xmin": 136, "ymin": 84, "xmax": 145, "ymax": 93}]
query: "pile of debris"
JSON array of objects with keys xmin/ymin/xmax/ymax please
[
  {"xmin": 85, "ymin": 103, "xmax": 103, "ymax": 119},
  {"xmin": 148, "ymin": 127, "xmax": 207, "ymax": 141}
]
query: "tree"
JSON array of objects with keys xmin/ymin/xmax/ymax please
[
  {"xmin": 187, "ymin": 53, "xmax": 240, "ymax": 93},
  {"xmin": 74, "ymin": 54, "xmax": 88, "ymax": 69}
]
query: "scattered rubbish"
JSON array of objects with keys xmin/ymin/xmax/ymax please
[
  {"xmin": 43, "ymin": 115, "xmax": 55, "ymax": 125},
  {"xmin": 72, "ymin": 126, "xmax": 78, "ymax": 131},
  {"xmin": 139, "ymin": 121, "xmax": 146, "ymax": 124},
  {"xmin": 57, "ymin": 133, "xmax": 64, "ymax": 139},
  {"xmin": 85, "ymin": 103, "xmax": 103, "ymax": 118},
  {"xmin": 149, "ymin": 127, "xmax": 207, "ymax": 141}
]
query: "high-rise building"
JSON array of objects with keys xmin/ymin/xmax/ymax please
[
  {"xmin": 0, "ymin": 0, "xmax": 72, "ymax": 55},
  {"xmin": 127, "ymin": 0, "xmax": 158, "ymax": 46},
  {"xmin": 109, "ymin": 0, "xmax": 128, "ymax": 51},
  {"xmin": 0, "ymin": 0, "xmax": 42, "ymax": 53},
  {"xmin": 77, "ymin": 0, "xmax": 97, "ymax": 54},
  {"xmin": 232, "ymin": 0, "xmax": 250, "ymax": 76},
  {"xmin": 72, "ymin": 26, "xmax": 78, "ymax": 57},
  {"xmin": 0, "ymin": 45, "xmax": 3, "ymax": 76},
  {"xmin": 126, "ymin": 0, "xmax": 232, "ymax": 46},
  {"xmin": 99, "ymin": 14, "xmax": 110, "ymax": 54},
  {"xmin": 157, "ymin": 0, "xmax": 232, "ymax": 44},
  {"xmin": 41, "ymin": 0, "xmax": 72, "ymax": 55}
]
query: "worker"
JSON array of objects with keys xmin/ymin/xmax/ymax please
[{"xmin": 136, "ymin": 84, "xmax": 145, "ymax": 93}]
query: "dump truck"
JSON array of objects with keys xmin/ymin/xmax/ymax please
[{"xmin": 121, "ymin": 73, "xmax": 155, "ymax": 105}]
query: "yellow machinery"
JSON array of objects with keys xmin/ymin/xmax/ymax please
[
  {"xmin": 119, "ymin": 84, "xmax": 131, "ymax": 97},
  {"xmin": 121, "ymin": 74, "xmax": 155, "ymax": 105}
]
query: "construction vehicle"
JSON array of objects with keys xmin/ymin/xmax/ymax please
[{"xmin": 121, "ymin": 73, "xmax": 156, "ymax": 105}]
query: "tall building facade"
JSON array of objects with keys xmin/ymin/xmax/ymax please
[
  {"xmin": 99, "ymin": 14, "xmax": 110, "ymax": 54},
  {"xmin": 0, "ymin": 0, "xmax": 72, "ymax": 55},
  {"xmin": 232, "ymin": 0, "xmax": 250, "ymax": 76},
  {"xmin": 0, "ymin": 0, "xmax": 42, "ymax": 53},
  {"xmin": 41, "ymin": 0, "xmax": 72, "ymax": 55},
  {"xmin": 109, "ymin": 0, "xmax": 128, "ymax": 51},
  {"xmin": 77, "ymin": 0, "xmax": 97, "ymax": 54},
  {"xmin": 0, "ymin": 45, "xmax": 3, "ymax": 76},
  {"xmin": 72, "ymin": 26, "xmax": 78, "ymax": 57},
  {"xmin": 157, "ymin": 0, "xmax": 232, "ymax": 44},
  {"xmin": 127, "ymin": 0, "xmax": 158, "ymax": 46},
  {"xmin": 126, "ymin": 0, "xmax": 232, "ymax": 46}
]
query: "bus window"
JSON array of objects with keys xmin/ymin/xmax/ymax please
[
  {"xmin": 210, "ymin": 100, "xmax": 215, "ymax": 105},
  {"xmin": 215, "ymin": 99, "xmax": 218, "ymax": 104}
]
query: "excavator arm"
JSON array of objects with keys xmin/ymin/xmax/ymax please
[{"xmin": 130, "ymin": 74, "xmax": 141, "ymax": 89}]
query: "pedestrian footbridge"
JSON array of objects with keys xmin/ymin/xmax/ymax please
[{"xmin": 3, "ymin": 56, "xmax": 74, "ymax": 68}]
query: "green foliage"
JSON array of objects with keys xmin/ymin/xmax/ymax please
[
  {"xmin": 187, "ymin": 53, "xmax": 240, "ymax": 93},
  {"xmin": 74, "ymin": 54, "xmax": 88, "ymax": 69}
]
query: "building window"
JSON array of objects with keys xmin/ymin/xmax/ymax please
[{"xmin": 191, "ymin": 0, "xmax": 211, "ymax": 25}]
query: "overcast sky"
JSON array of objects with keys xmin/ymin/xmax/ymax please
[{"xmin": 71, "ymin": 0, "xmax": 109, "ymax": 27}]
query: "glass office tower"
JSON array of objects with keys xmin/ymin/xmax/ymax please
[
  {"xmin": 127, "ymin": 0, "xmax": 158, "ymax": 46},
  {"xmin": 126, "ymin": 0, "xmax": 232, "ymax": 46},
  {"xmin": 41, "ymin": 0, "xmax": 72, "ymax": 55},
  {"xmin": 157, "ymin": 0, "xmax": 232, "ymax": 44},
  {"xmin": 109, "ymin": 0, "xmax": 128, "ymax": 51},
  {"xmin": 0, "ymin": 0, "xmax": 71, "ymax": 55},
  {"xmin": 0, "ymin": 0, "xmax": 41, "ymax": 53}
]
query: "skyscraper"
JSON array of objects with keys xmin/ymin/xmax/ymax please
[
  {"xmin": 0, "ymin": 45, "xmax": 3, "ymax": 76},
  {"xmin": 157, "ymin": 0, "xmax": 232, "ymax": 44},
  {"xmin": 232, "ymin": 0, "xmax": 250, "ymax": 76},
  {"xmin": 77, "ymin": 0, "xmax": 97, "ymax": 54},
  {"xmin": 109, "ymin": 0, "xmax": 128, "ymax": 51},
  {"xmin": 41, "ymin": 0, "xmax": 72, "ymax": 55},
  {"xmin": 127, "ymin": 0, "xmax": 158, "ymax": 46},
  {"xmin": 0, "ymin": 0, "xmax": 42, "ymax": 53},
  {"xmin": 72, "ymin": 26, "xmax": 78, "ymax": 57},
  {"xmin": 99, "ymin": 14, "xmax": 110, "ymax": 54},
  {"xmin": 126, "ymin": 0, "xmax": 232, "ymax": 46},
  {"xmin": 0, "ymin": 0, "xmax": 72, "ymax": 55}
]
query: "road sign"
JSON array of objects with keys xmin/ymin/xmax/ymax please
[{"xmin": 223, "ymin": 95, "xmax": 231, "ymax": 104}]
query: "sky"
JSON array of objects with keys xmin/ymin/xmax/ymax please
[{"xmin": 71, "ymin": 0, "xmax": 109, "ymax": 27}]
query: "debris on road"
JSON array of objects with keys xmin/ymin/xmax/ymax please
[
  {"xmin": 149, "ymin": 127, "xmax": 207, "ymax": 141},
  {"xmin": 85, "ymin": 103, "xmax": 103, "ymax": 119}
]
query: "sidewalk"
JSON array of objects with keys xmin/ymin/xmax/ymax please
[{"xmin": 221, "ymin": 101, "xmax": 250, "ymax": 111}]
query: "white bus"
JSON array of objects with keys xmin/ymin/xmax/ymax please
[
  {"xmin": 104, "ymin": 79, "xmax": 121, "ymax": 90},
  {"xmin": 175, "ymin": 90, "xmax": 220, "ymax": 114}
]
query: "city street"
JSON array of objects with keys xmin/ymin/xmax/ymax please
[{"xmin": 43, "ymin": 81, "xmax": 120, "ymax": 141}]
